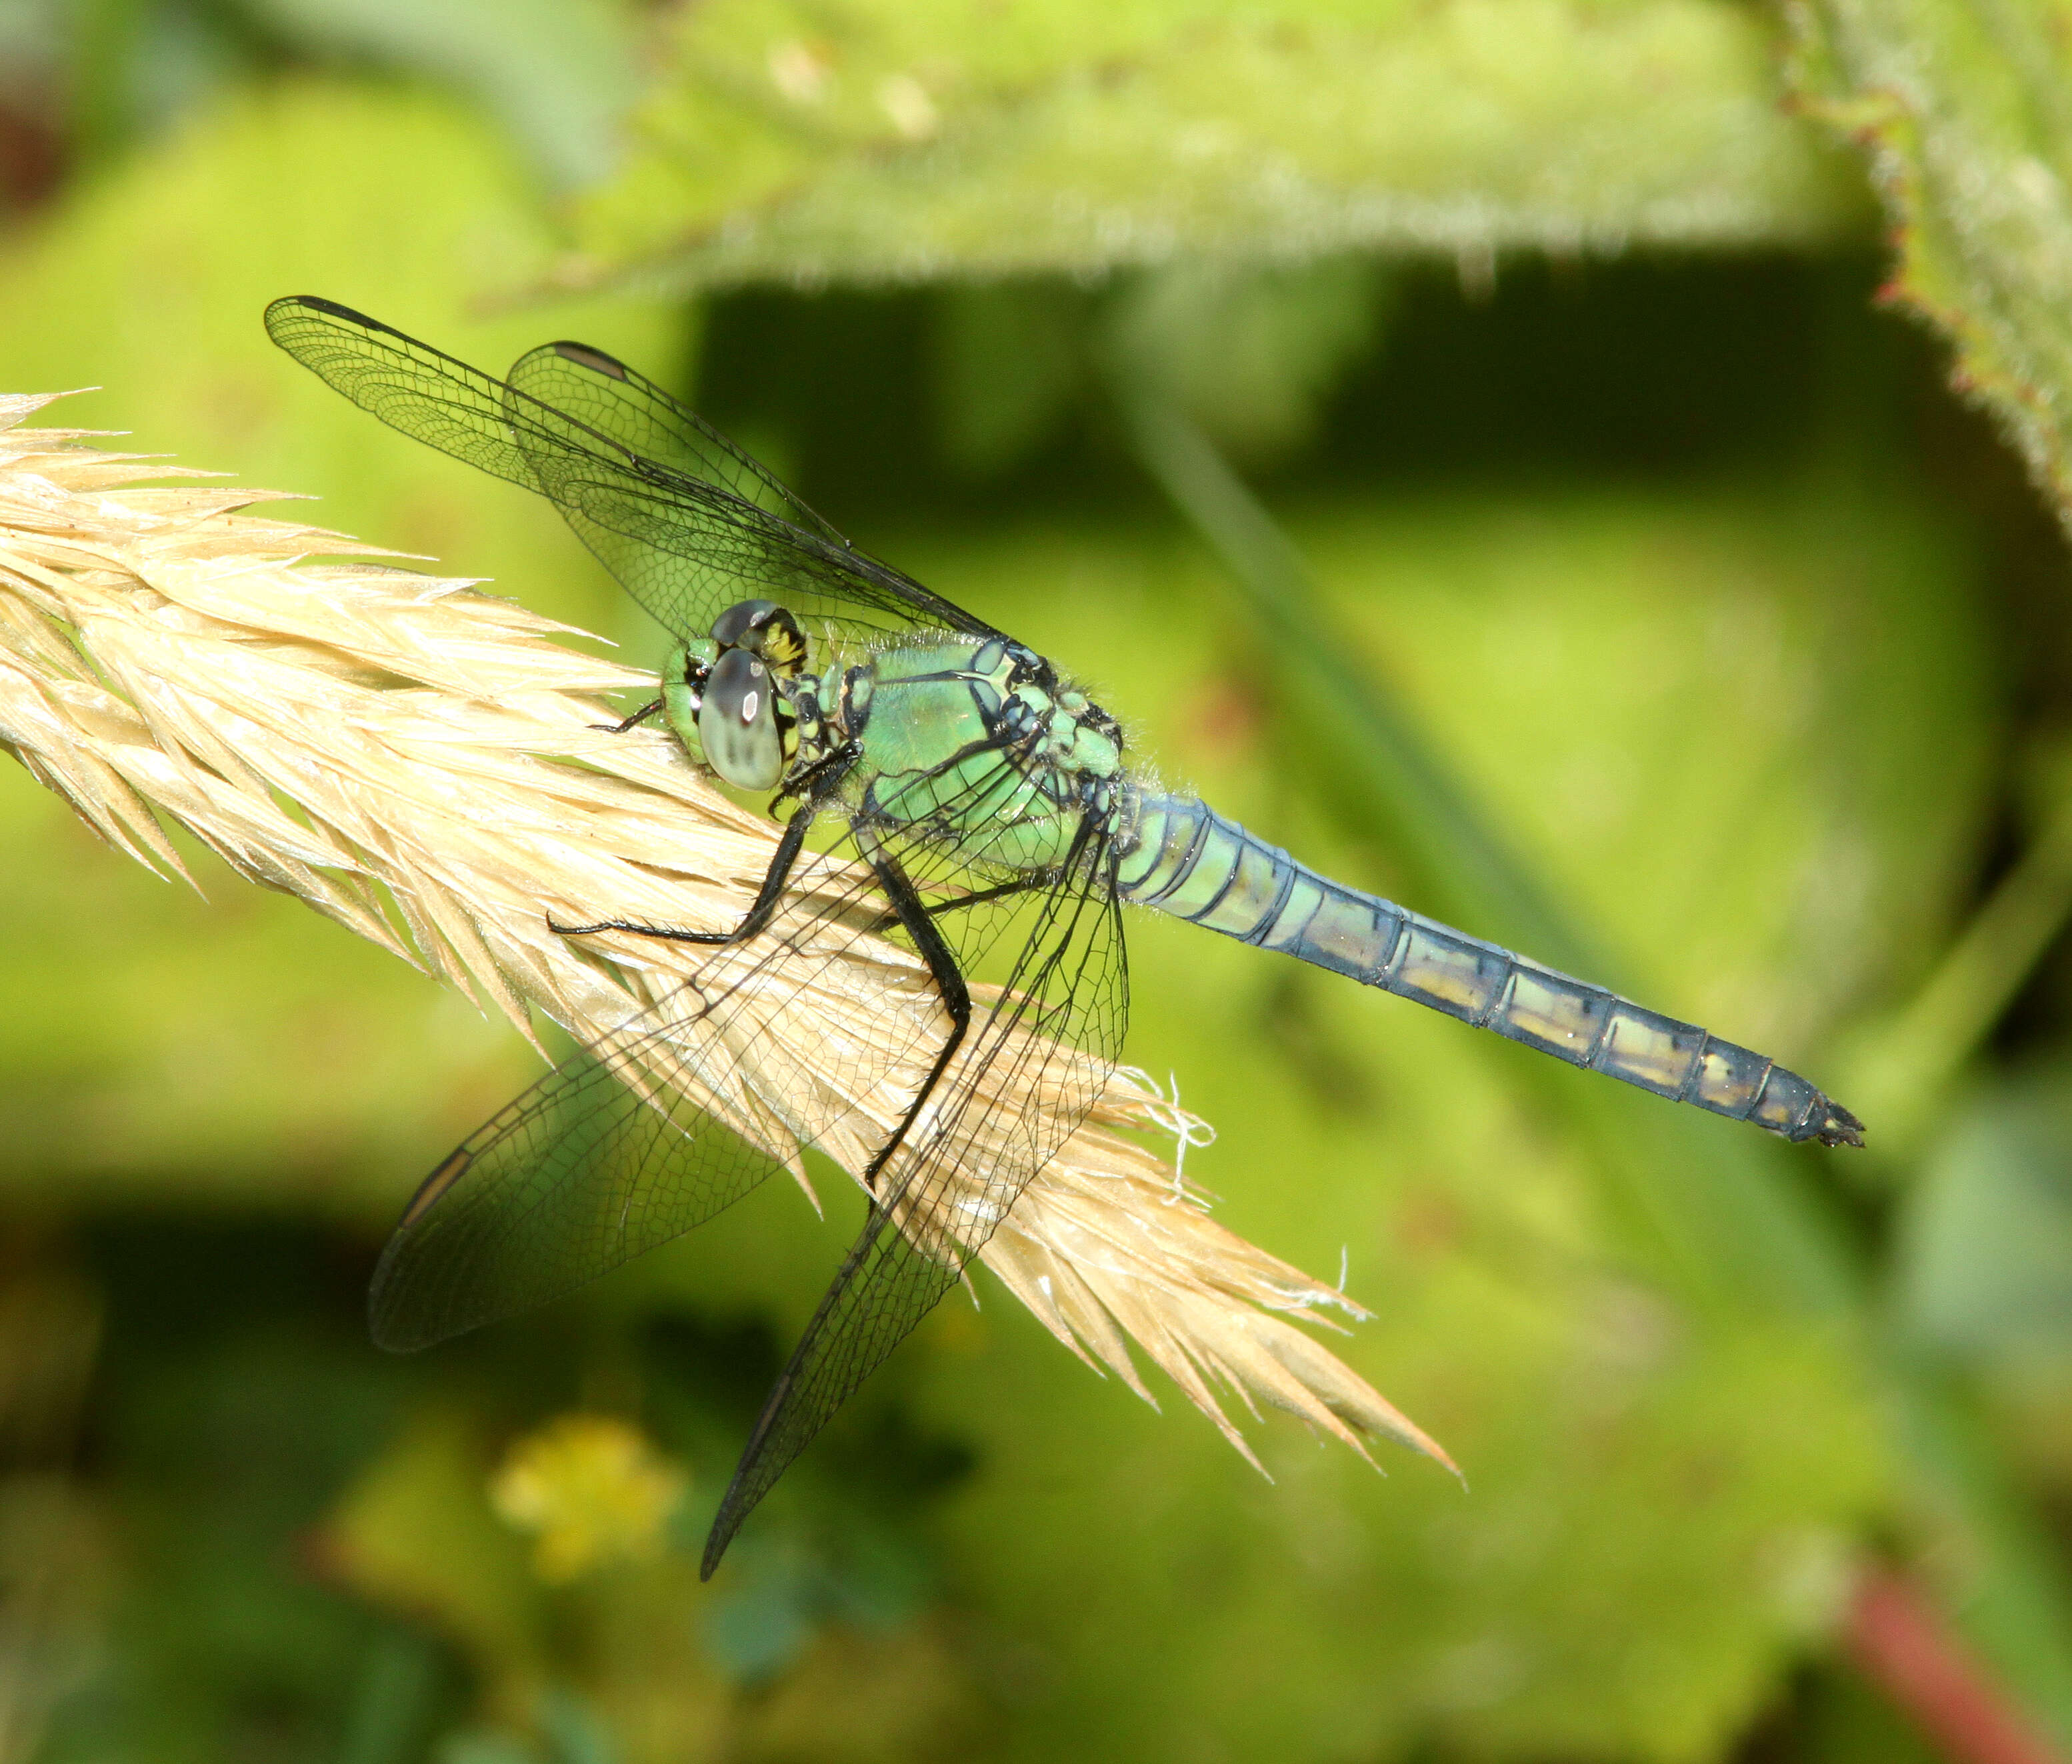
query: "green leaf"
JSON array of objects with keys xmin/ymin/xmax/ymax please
[
  {"xmin": 559, "ymin": 0, "xmax": 1871, "ymax": 292},
  {"xmin": 1787, "ymin": 0, "xmax": 2072, "ymax": 538}
]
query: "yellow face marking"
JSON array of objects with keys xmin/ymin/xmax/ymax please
[{"xmin": 760, "ymin": 621, "xmax": 807, "ymax": 676}]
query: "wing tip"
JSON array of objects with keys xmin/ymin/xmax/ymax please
[
  {"xmin": 700, "ymin": 1367, "xmax": 796, "ymax": 1578},
  {"xmin": 698, "ymin": 1525, "xmax": 730, "ymax": 1581},
  {"xmin": 265, "ymin": 293, "xmax": 377, "ymax": 333},
  {"xmin": 365, "ymin": 1281, "xmax": 443, "ymax": 1355},
  {"xmin": 553, "ymin": 340, "xmax": 632, "ymax": 382},
  {"xmin": 365, "ymin": 1243, "xmax": 443, "ymax": 1355},
  {"xmin": 366, "ymin": 1319, "xmax": 432, "ymax": 1355},
  {"xmin": 699, "ymin": 1479, "xmax": 749, "ymax": 1579}
]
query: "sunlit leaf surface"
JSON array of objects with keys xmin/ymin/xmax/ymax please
[
  {"xmin": 560, "ymin": 0, "xmax": 1871, "ymax": 291},
  {"xmin": 0, "ymin": 9, "xmax": 2065, "ymax": 1756},
  {"xmin": 1789, "ymin": 0, "xmax": 2072, "ymax": 535}
]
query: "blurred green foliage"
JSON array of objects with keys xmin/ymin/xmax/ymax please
[
  {"xmin": 565, "ymin": 0, "xmax": 1873, "ymax": 287},
  {"xmin": 1788, "ymin": 0, "xmax": 2072, "ymax": 543},
  {"xmin": 6, "ymin": 3, "xmax": 2072, "ymax": 1762}
]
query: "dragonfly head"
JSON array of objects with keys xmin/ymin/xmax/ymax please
[
  {"xmin": 661, "ymin": 601, "xmax": 811, "ymax": 792},
  {"xmin": 699, "ymin": 646, "xmax": 787, "ymax": 789},
  {"xmin": 661, "ymin": 637, "xmax": 718, "ymax": 766}
]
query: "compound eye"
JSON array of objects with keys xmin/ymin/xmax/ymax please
[
  {"xmin": 711, "ymin": 599, "xmax": 779, "ymax": 649},
  {"xmin": 711, "ymin": 599, "xmax": 808, "ymax": 681},
  {"xmin": 696, "ymin": 647, "xmax": 784, "ymax": 790}
]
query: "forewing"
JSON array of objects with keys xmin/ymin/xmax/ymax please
[
  {"xmin": 503, "ymin": 341, "xmax": 847, "ymax": 550},
  {"xmin": 263, "ymin": 296, "xmax": 993, "ymax": 652},
  {"xmin": 369, "ymin": 844, "xmax": 957, "ymax": 1351},
  {"xmin": 701, "ymin": 812, "xmax": 1129, "ymax": 1574}
]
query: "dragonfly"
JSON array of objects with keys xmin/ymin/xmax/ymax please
[{"xmin": 265, "ymin": 295, "xmax": 1865, "ymax": 1575}]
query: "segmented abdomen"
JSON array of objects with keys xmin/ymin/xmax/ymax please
[{"xmin": 1115, "ymin": 793, "xmax": 1863, "ymax": 1147}]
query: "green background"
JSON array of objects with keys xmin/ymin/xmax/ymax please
[{"xmin": 2, "ymin": 2, "xmax": 2071, "ymax": 1759}]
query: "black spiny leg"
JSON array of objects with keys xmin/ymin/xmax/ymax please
[
  {"xmin": 702, "ymin": 823, "xmax": 973, "ymax": 1577},
  {"xmin": 847, "ymin": 827, "xmax": 975, "ymax": 1199},
  {"xmin": 864, "ymin": 873, "xmax": 1048, "ymax": 933},
  {"xmin": 769, "ymin": 741, "xmax": 865, "ymax": 818},
  {"xmin": 592, "ymin": 696, "xmax": 664, "ymax": 735},
  {"xmin": 549, "ymin": 749, "xmax": 857, "ymax": 947}
]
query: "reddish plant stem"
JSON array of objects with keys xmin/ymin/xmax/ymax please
[{"xmin": 1848, "ymin": 1567, "xmax": 2066, "ymax": 1764}]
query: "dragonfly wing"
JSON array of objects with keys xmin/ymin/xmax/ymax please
[
  {"xmin": 263, "ymin": 295, "xmax": 995, "ymax": 649},
  {"xmin": 369, "ymin": 847, "xmax": 952, "ymax": 1351},
  {"xmin": 503, "ymin": 340, "xmax": 849, "ymax": 549},
  {"xmin": 371, "ymin": 995, "xmax": 781, "ymax": 1351},
  {"xmin": 701, "ymin": 811, "xmax": 1130, "ymax": 1574},
  {"xmin": 501, "ymin": 337, "xmax": 993, "ymax": 647}
]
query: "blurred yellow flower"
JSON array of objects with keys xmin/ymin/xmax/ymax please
[{"xmin": 489, "ymin": 1414, "xmax": 687, "ymax": 1583}]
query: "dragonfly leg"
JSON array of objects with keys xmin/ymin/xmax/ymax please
[
  {"xmin": 863, "ymin": 872, "xmax": 1050, "ymax": 934},
  {"xmin": 591, "ymin": 696, "xmax": 663, "ymax": 735},
  {"xmin": 701, "ymin": 827, "xmax": 974, "ymax": 1578},
  {"xmin": 851, "ymin": 829, "xmax": 975, "ymax": 1194},
  {"xmin": 549, "ymin": 750, "xmax": 858, "ymax": 947},
  {"xmin": 769, "ymin": 740, "xmax": 861, "ymax": 817}
]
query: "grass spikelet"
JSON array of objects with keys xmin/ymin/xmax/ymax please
[{"xmin": 0, "ymin": 390, "xmax": 1453, "ymax": 1479}]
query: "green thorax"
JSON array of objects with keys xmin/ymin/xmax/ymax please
[
  {"xmin": 852, "ymin": 637, "xmax": 1125, "ymax": 875},
  {"xmin": 665, "ymin": 629, "xmax": 1127, "ymax": 878}
]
